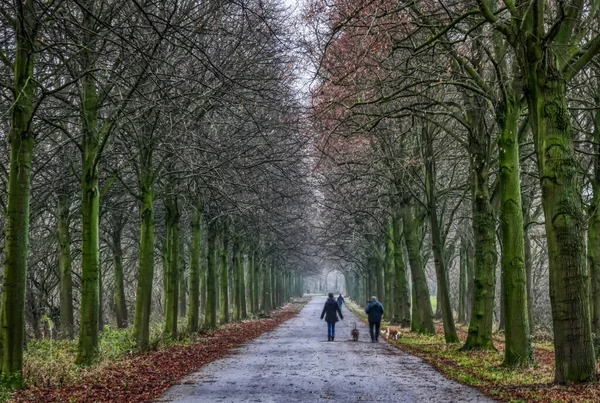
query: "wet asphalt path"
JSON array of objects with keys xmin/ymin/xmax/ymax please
[{"xmin": 158, "ymin": 296, "xmax": 494, "ymax": 402}]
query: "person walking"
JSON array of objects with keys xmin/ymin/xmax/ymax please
[
  {"xmin": 337, "ymin": 294, "xmax": 345, "ymax": 310},
  {"xmin": 365, "ymin": 296, "xmax": 384, "ymax": 342},
  {"xmin": 321, "ymin": 293, "xmax": 343, "ymax": 341}
]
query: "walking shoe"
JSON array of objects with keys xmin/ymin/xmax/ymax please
[{"xmin": 332, "ymin": 336, "xmax": 335, "ymax": 341}]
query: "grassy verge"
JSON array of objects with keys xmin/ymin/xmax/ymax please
[
  {"xmin": 4, "ymin": 298, "xmax": 309, "ymax": 403},
  {"xmin": 345, "ymin": 299, "xmax": 600, "ymax": 403}
]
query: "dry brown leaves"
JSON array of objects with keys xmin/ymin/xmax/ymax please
[{"xmin": 10, "ymin": 306, "xmax": 300, "ymax": 403}]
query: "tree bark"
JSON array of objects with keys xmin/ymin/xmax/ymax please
[
  {"xmin": 204, "ymin": 220, "xmax": 218, "ymax": 328},
  {"xmin": 527, "ymin": 72, "xmax": 596, "ymax": 382},
  {"xmin": 0, "ymin": 0, "xmax": 38, "ymax": 384},
  {"xmin": 133, "ymin": 170, "xmax": 155, "ymax": 348},
  {"xmin": 401, "ymin": 202, "xmax": 435, "ymax": 335},
  {"xmin": 497, "ymin": 98, "xmax": 532, "ymax": 365},
  {"xmin": 425, "ymin": 131, "xmax": 459, "ymax": 343},
  {"xmin": 187, "ymin": 205, "xmax": 202, "ymax": 333},
  {"xmin": 392, "ymin": 211, "xmax": 411, "ymax": 327},
  {"xmin": 462, "ymin": 94, "xmax": 497, "ymax": 351},
  {"xmin": 58, "ymin": 191, "xmax": 74, "ymax": 339},
  {"xmin": 163, "ymin": 194, "xmax": 180, "ymax": 339},
  {"xmin": 219, "ymin": 222, "xmax": 230, "ymax": 324},
  {"xmin": 113, "ymin": 223, "xmax": 128, "ymax": 329}
]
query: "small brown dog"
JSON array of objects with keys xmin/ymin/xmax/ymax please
[
  {"xmin": 381, "ymin": 326, "xmax": 401, "ymax": 340},
  {"xmin": 351, "ymin": 322, "xmax": 359, "ymax": 341}
]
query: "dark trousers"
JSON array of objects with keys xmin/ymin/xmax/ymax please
[
  {"xmin": 369, "ymin": 321, "xmax": 381, "ymax": 341},
  {"xmin": 327, "ymin": 321, "xmax": 336, "ymax": 337}
]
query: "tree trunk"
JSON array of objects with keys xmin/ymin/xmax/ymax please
[
  {"xmin": 163, "ymin": 195, "xmax": 180, "ymax": 339},
  {"xmin": 113, "ymin": 224, "xmax": 128, "ymax": 329},
  {"xmin": 239, "ymin": 246, "xmax": 247, "ymax": 319},
  {"xmin": 385, "ymin": 220, "xmax": 394, "ymax": 322},
  {"xmin": 178, "ymin": 238, "xmax": 186, "ymax": 318},
  {"xmin": 219, "ymin": 222, "xmax": 230, "ymax": 324},
  {"xmin": 58, "ymin": 191, "xmax": 74, "ymax": 339},
  {"xmin": 204, "ymin": 220, "xmax": 218, "ymax": 328},
  {"xmin": 496, "ymin": 87, "xmax": 533, "ymax": 364},
  {"xmin": 0, "ymin": 0, "xmax": 37, "ymax": 384},
  {"xmin": 458, "ymin": 239, "xmax": 467, "ymax": 324},
  {"xmin": 392, "ymin": 211, "xmax": 411, "ymax": 327},
  {"xmin": 588, "ymin": 81, "xmax": 600, "ymax": 340},
  {"xmin": 401, "ymin": 202, "xmax": 435, "ymax": 334},
  {"xmin": 522, "ymin": 194, "xmax": 535, "ymax": 335},
  {"xmin": 187, "ymin": 205, "xmax": 202, "ymax": 333},
  {"xmin": 133, "ymin": 174, "xmax": 155, "ymax": 348},
  {"xmin": 527, "ymin": 72, "xmax": 596, "ymax": 382},
  {"xmin": 425, "ymin": 133, "xmax": 459, "ymax": 343},
  {"xmin": 462, "ymin": 96, "xmax": 497, "ymax": 351},
  {"xmin": 232, "ymin": 238, "xmax": 241, "ymax": 321}
]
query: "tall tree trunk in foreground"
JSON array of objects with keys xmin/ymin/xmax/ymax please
[
  {"xmin": 76, "ymin": 2, "xmax": 102, "ymax": 364},
  {"xmin": 497, "ymin": 95, "xmax": 532, "ymax": 365},
  {"xmin": 401, "ymin": 202, "xmax": 435, "ymax": 335},
  {"xmin": 462, "ymin": 95, "xmax": 497, "ymax": 351},
  {"xmin": 0, "ymin": 0, "xmax": 38, "ymax": 385}
]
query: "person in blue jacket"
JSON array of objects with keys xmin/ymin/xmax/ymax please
[
  {"xmin": 337, "ymin": 294, "xmax": 345, "ymax": 309},
  {"xmin": 321, "ymin": 293, "xmax": 343, "ymax": 341},
  {"xmin": 365, "ymin": 296, "xmax": 384, "ymax": 342}
]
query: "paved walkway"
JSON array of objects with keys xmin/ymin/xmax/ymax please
[{"xmin": 158, "ymin": 296, "xmax": 494, "ymax": 402}]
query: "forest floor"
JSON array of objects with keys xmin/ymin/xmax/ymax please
[
  {"xmin": 6, "ymin": 300, "xmax": 306, "ymax": 403},
  {"xmin": 158, "ymin": 296, "xmax": 492, "ymax": 402},
  {"xmin": 348, "ymin": 303, "xmax": 600, "ymax": 403}
]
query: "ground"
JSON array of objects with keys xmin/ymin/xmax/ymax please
[{"xmin": 158, "ymin": 296, "xmax": 493, "ymax": 402}]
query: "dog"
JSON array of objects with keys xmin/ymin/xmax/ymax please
[
  {"xmin": 351, "ymin": 322, "xmax": 360, "ymax": 341},
  {"xmin": 381, "ymin": 326, "xmax": 401, "ymax": 341}
]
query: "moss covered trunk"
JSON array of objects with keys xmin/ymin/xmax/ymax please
[
  {"xmin": 588, "ymin": 82, "xmax": 600, "ymax": 339},
  {"xmin": 462, "ymin": 95, "xmax": 497, "ymax": 351},
  {"xmin": 239, "ymin": 245, "xmax": 247, "ymax": 319},
  {"xmin": 163, "ymin": 195, "xmax": 180, "ymax": 339},
  {"xmin": 204, "ymin": 220, "xmax": 218, "ymax": 328},
  {"xmin": 133, "ymin": 168, "xmax": 155, "ymax": 348},
  {"xmin": 0, "ymin": 0, "xmax": 37, "ymax": 384},
  {"xmin": 527, "ymin": 71, "xmax": 595, "ymax": 382},
  {"xmin": 232, "ymin": 238, "xmax": 241, "ymax": 321},
  {"xmin": 58, "ymin": 191, "xmax": 74, "ymax": 339},
  {"xmin": 76, "ymin": 4, "xmax": 101, "ymax": 363},
  {"xmin": 401, "ymin": 202, "xmax": 435, "ymax": 334},
  {"xmin": 187, "ymin": 205, "xmax": 202, "ymax": 333},
  {"xmin": 219, "ymin": 222, "xmax": 229, "ymax": 324},
  {"xmin": 385, "ymin": 220, "xmax": 394, "ymax": 321},
  {"xmin": 392, "ymin": 211, "xmax": 410, "ymax": 327},
  {"xmin": 113, "ymin": 224, "xmax": 128, "ymax": 329},
  {"xmin": 425, "ymin": 133, "xmax": 458, "ymax": 343},
  {"xmin": 497, "ymin": 99, "xmax": 532, "ymax": 365}
]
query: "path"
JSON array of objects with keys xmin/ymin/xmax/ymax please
[{"xmin": 158, "ymin": 296, "xmax": 494, "ymax": 402}]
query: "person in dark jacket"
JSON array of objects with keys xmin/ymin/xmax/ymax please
[
  {"xmin": 321, "ymin": 293, "xmax": 343, "ymax": 341},
  {"xmin": 365, "ymin": 296, "xmax": 384, "ymax": 342},
  {"xmin": 337, "ymin": 294, "xmax": 345, "ymax": 309}
]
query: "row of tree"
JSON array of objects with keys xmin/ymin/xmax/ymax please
[
  {"xmin": 307, "ymin": 0, "xmax": 600, "ymax": 384},
  {"xmin": 0, "ymin": 0, "xmax": 313, "ymax": 387}
]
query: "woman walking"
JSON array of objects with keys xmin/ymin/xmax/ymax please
[{"xmin": 321, "ymin": 293, "xmax": 343, "ymax": 341}]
